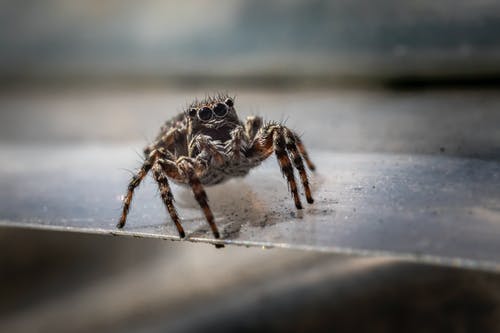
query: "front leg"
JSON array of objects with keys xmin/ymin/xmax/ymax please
[
  {"xmin": 151, "ymin": 158, "xmax": 185, "ymax": 238},
  {"xmin": 153, "ymin": 156, "xmax": 220, "ymax": 238},
  {"xmin": 160, "ymin": 157, "xmax": 220, "ymax": 239}
]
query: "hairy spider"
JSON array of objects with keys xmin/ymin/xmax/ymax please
[{"xmin": 117, "ymin": 94, "xmax": 315, "ymax": 239}]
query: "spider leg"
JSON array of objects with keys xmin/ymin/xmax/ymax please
[
  {"xmin": 152, "ymin": 159, "xmax": 185, "ymax": 238},
  {"xmin": 247, "ymin": 123, "xmax": 316, "ymax": 209},
  {"xmin": 157, "ymin": 158, "xmax": 185, "ymax": 182},
  {"xmin": 283, "ymin": 128, "xmax": 314, "ymax": 204},
  {"xmin": 117, "ymin": 151, "xmax": 158, "ymax": 228},
  {"xmin": 247, "ymin": 124, "xmax": 303, "ymax": 209},
  {"xmin": 292, "ymin": 131, "xmax": 316, "ymax": 171},
  {"xmin": 190, "ymin": 173, "xmax": 220, "ymax": 239},
  {"xmin": 144, "ymin": 127, "xmax": 187, "ymax": 158},
  {"xmin": 171, "ymin": 157, "xmax": 220, "ymax": 238},
  {"xmin": 154, "ymin": 136, "xmax": 226, "ymax": 239},
  {"xmin": 272, "ymin": 128, "xmax": 303, "ymax": 209}
]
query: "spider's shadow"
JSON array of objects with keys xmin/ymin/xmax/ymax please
[
  {"xmin": 185, "ymin": 172, "xmax": 328, "ymax": 240},
  {"xmin": 123, "ymin": 170, "xmax": 332, "ymax": 241},
  {"xmin": 184, "ymin": 180, "xmax": 278, "ymax": 240}
]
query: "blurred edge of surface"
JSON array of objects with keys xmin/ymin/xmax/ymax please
[{"xmin": 0, "ymin": 228, "xmax": 500, "ymax": 333}]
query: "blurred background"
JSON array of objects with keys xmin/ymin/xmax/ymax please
[
  {"xmin": 1, "ymin": 1, "xmax": 500, "ymax": 332},
  {"xmin": 1, "ymin": 0, "xmax": 500, "ymax": 84}
]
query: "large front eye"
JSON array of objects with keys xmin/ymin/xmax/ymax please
[
  {"xmin": 198, "ymin": 107, "xmax": 213, "ymax": 121},
  {"xmin": 213, "ymin": 103, "xmax": 228, "ymax": 117}
]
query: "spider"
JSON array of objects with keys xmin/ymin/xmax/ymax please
[{"xmin": 117, "ymin": 94, "xmax": 315, "ymax": 240}]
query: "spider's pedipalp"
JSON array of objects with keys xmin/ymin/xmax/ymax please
[
  {"xmin": 190, "ymin": 134, "xmax": 225, "ymax": 167},
  {"xmin": 226, "ymin": 125, "xmax": 247, "ymax": 161},
  {"xmin": 245, "ymin": 116, "xmax": 263, "ymax": 141}
]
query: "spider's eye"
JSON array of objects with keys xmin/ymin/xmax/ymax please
[
  {"xmin": 198, "ymin": 107, "xmax": 213, "ymax": 121},
  {"xmin": 188, "ymin": 108, "xmax": 197, "ymax": 117},
  {"xmin": 224, "ymin": 98, "xmax": 234, "ymax": 107},
  {"xmin": 213, "ymin": 103, "xmax": 228, "ymax": 117}
]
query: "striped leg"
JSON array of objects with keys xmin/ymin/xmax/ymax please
[
  {"xmin": 144, "ymin": 127, "xmax": 187, "ymax": 158},
  {"xmin": 152, "ymin": 161, "xmax": 185, "ymax": 238},
  {"xmin": 178, "ymin": 159, "xmax": 220, "ymax": 239},
  {"xmin": 293, "ymin": 132, "xmax": 316, "ymax": 171},
  {"xmin": 284, "ymin": 128, "xmax": 314, "ymax": 204},
  {"xmin": 273, "ymin": 129, "xmax": 303, "ymax": 209},
  {"xmin": 246, "ymin": 123, "xmax": 316, "ymax": 209},
  {"xmin": 190, "ymin": 174, "xmax": 220, "ymax": 239},
  {"xmin": 117, "ymin": 151, "xmax": 157, "ymax": 228}
]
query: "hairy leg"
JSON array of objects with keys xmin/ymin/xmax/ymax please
[
  {"xmin": 272, "ymin": 128, "xmax": 303, "ymax": 209},
  {"xmin": 144, "ymin": 127, "xmax": 187, "ymax": 158},
  {"xmin": 292, "ymin": 132, "xmax": 316, "ymax": 171},
  {"xmin": 283, "ymin": 128, "xmax": 314, "ymax": 204},
  {"xmin": 152, "ymin": 160, "xmax": 185, "ymax": 238},
  {"xmin": 177, "ymin": 158, "xmax": 220, "ymax": 239},
  {"xmin": 118, "ymin": 150, "xmax": 158, "ymax": 228},
  {"xmin": 246, "ymin": 123, "xmax": 315, "ymax": 208},
  {"xmin": 247, "ymin": 124, "xmax": 303, "ymax": 209},
  {"xmin": 120, "ymin": 151, "xmax": 220, "ymax": 239}
]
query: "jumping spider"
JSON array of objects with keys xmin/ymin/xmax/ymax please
[{"xmin": 118, "ymin": 94, "xmax": 315, "ymax": 239}]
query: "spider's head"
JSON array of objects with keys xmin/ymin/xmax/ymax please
[{"xmin": 186, "ymin": 95, "xmax": 239, "ymax": 140}]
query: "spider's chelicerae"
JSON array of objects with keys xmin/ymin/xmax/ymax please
[{"xmin": 118, "ymin": 94, "xmax": 315, "ymax": 239}]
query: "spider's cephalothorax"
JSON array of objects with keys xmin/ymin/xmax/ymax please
[{"xmin": 118, "ymin": 94, "xmax": 316, "ymax": 240}]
